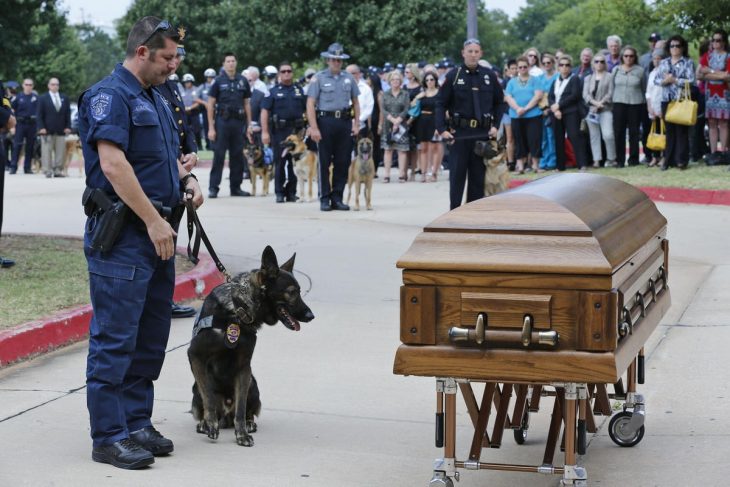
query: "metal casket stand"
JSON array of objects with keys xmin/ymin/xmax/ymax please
[{"xmin": 393, "ymin": 174, "xmax": 671, "ymax": 486}]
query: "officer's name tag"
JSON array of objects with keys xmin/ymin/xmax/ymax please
[
  {"xmin": 225, "ymin": 323, "xmax": 241, "ymax": 348},
  {"xmin": 456, "ymin": 79, "xmax": 465, "ymax": 85}
]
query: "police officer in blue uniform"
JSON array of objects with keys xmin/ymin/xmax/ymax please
[
  {"xmin": 9, "ymin": 78, "xmax": 38, "ymax": 174},
  {"xmin": 261, "ymin": 61, "xmax": 306, "ymax": 203},
  {"xmin": 156, "ymin": 41, "xmax": 200, "ymax": 319},
  {"xmin": 436, "ymin": 39, "xmax": 505, "ymax": 210},
  {"xmin": 78, "ymin": 17, "xmax": 203, "ymax": 470},
  {"xmin": 307, "ymin": 43, "xmax": 360, "ymax": 212},
  {"xmin": 206, "ymin": 52, "xmax": 253, "ymax": 198},
  {"xmin": 199, "ymin": 68, "xmax": 216, "ymax": 150}
]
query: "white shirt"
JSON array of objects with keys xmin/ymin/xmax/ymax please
[
  {"xmin": 252, "ymin": 78, "xmax": 269, "ymax": 96},
  {"xmin": 356, "ymin": 79, "xmax": 373, "ymax": 129}
]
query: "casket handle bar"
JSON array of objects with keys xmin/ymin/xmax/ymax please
[
  {"xmin": 449, "ymin": 313, "xmax": 559, "ymax": 348},
  {"xmin": 619, "ymin": 266, "xmax": 667, "ymax": 339}
]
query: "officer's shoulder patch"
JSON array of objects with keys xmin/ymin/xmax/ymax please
[{"xmin": 90, "ymin": 92, "xmax": 113, "ymax": 121}]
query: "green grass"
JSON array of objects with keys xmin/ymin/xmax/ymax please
[
  {"xmin": 0, "ymin": 235, "xmax": 194, "ymax": 330},
  {"xmin": 198, "ymin": 149, "xmax": 213, "ymax": 161},
  {"xmin": 511, "ymin": 162, "xmax": 730, "ymax": 190}
]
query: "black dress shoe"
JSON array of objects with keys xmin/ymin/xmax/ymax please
[
  {"xmin": 208, "ymin": 190, "xmax": 218, "ymax": 199},
  {"xmin": 320, "ymin": 201, "xmax": 332, "ymax": 211},
  {"xmin": 171, "ymin": 303, "xmax": 196, "ymax": 318},
  {"xmin": 231, "ymin": 188, "xmax": 251, "ymax": 197},
  {"xmin": 92, "ymin": 438, "xmax": 154, "ymax": 469},
  {"xmin": 9, "ymin": 168, "xmax": 17, "ymax": 175},
  {"xmin": 286, "ymin": 195, "xmax": 299, "ymax": 202},
  {"xmin": 660, "ymin": 164, "xmax": 669, "ymax": 171},
  {"xmin": 276, "ymin": 195, "xmax": 285, "ymax": 203},
  {"xmin": 0, "ymin": 257, "xmax": 15, "ymax": 268},
  {"xmin": 130, "ymin": 426, "xmax": 174, "ymax": 456},
  {"xmin": 331, "ymin": 201, "xmax": 350, "ymax": 211}
]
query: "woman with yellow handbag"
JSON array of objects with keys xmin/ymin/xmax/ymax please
[{"xmin": 654, "ymin": 35, "xmax": 696, "ymax": 170}]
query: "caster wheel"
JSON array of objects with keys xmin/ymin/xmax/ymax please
[
  {"xmin": 514, "ymin": 409, "xmax": 530, "ymax": 445},
  {"xmin": 608, "ymin": 411, "xmax": 644, "ymax": 447}
]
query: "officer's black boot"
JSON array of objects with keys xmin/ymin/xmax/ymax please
[
  {"xmin": 92, "ymin": 438, "xmax": 154, "ymax": 469},
  {"xmin": 130, "ymin": 426, "xmax": 174, "ymax": 456}
]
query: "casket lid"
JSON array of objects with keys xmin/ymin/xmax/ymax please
[{"xmin": 397, "ymin": 174, "xmax": 666, "ymax": 275}]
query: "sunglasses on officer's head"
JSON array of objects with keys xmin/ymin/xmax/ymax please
[{"xmin": 140, "ymin": 20, "xmax": 172, "ymax": 47}]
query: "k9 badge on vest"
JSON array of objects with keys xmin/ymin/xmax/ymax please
[{"xmin": 225, "ymin": 323, "xmax": 241, "ymax": 348}]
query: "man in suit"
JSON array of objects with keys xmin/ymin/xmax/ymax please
[{"xmin": 37, "ymin": 77, "xmax": 71, "ymax": 177}]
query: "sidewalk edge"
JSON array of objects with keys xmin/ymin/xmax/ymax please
[{"xmin": 0, "ymin": 248, "xmax": 224, "ymax": 367}]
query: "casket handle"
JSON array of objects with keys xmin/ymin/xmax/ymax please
[
  {"xmin": 521, "ymin": 315, "xmax": 533, "ymax": 347},
  {"xmin": 448, "ymin": 313, "xmax": 559, "ymax": 348}
]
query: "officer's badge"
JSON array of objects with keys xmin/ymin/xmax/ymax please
[
  {"xmin": 177, "ymin": 26, "xmax": 186, "ymax": 41},
  {"xmin": 484, "ymin": 74, "xmax": 490, "ymax": 85},
  {"xmin": 344, "ymin": 78, "xmax": 351, "ymax": 84},
  {"xmin": 224, "ymin": 323, "xmax": 240, "ymax": 348},
  {"xmin": 456, "ymin": 78, "xmax": 465, "ymax": 85},
  {"xmin": 294, "ymin": 88, "xmax": 301, "ymax": 96},
  {"xmin": 90, "ymin": 93, "xmax": 112, "ymax": 121}
]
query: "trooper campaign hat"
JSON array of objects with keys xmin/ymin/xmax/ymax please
[{"xmin": 321, "ymin": 42, "xmax": 350, "ymax": 60}]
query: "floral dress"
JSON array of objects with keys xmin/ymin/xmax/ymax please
[{"xmin": 702, "ymin": 51, "xmax": 730, "ymax": 119}]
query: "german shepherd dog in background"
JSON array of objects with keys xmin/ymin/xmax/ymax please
[
  {"xmin": 187, "ymin": 246, "xmax": 314, "ymax": 446},
  {"xmin": 346, "ymin": 137, "xmax": 375, "ymax": 210},
  {"xmin": 244, "ymin": 143, "xmax": 273, "ymax": 196},
  {"xmin": 282, "ymin": 132, "xmax": 318, "ymax": 202}
]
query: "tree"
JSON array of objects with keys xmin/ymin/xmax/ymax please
[
  {"xmin": 76, "ymin": 23, "xmax": 124, "ymax": 92},
  {"xmin": 510, "ymin": 0, "xmax": 576, "ymax": 48},
  {"xmin": 653, "ymin": 0, "xmax": 730, "ymax": 40}
]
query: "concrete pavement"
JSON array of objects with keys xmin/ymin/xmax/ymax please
[{"xmin": 1, "ymin": 168, "xmax": 729, "ymax": 486}]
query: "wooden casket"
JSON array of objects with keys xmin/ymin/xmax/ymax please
[{"xmin": 394, "ymin": 173, "xmax": 671, "ymax": 385}]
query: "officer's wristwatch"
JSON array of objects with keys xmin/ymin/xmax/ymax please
[{"xmin": 180, "ymin": 172, "xmax": 198, "ymax": 188}]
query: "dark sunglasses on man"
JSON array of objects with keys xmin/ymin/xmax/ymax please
[{"xmin": 140, "ymin": 20, "xmax": 172, "ymax": 46}]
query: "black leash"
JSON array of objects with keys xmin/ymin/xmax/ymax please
[{"xmin": 184, "ymin": 191, "xmax": 231, "ymax": 282}]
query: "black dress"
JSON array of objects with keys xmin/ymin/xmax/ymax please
[{"xmin": 416, "ymin": 94, "xmax": 438, "ymax": 142}]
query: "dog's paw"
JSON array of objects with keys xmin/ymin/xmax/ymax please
[
  {"xmin": 207, "ymin": 426, "xmax": 219, "ymax": 440},
  {"xmin": 246, "ymin": 420, "xmax": 258, "ymax": 433},
  {"xmin": 236, "ymin": 432, "xmax": 254, "ymax": 447},
  {"xmin": 196, "ymin": 421, "xmax": 208, "ymax": 435}
]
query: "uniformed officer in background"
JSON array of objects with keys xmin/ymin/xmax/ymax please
[
  {"xmin": 206, "ymin": 52, "xmax": 253, "ymax": 198},
  {"xmin": 156, "ymin": 40, "xmax": 200, "ymax": 320},
  {"xmin": 199, "ymin": 68, "xmax": 216, "ymax": 150},
  {"xmin": 261, "ymin": 61, "xmax": 306, "ymax": 203},
  {"xmin": 180, "ymin": 73, "xmax": 203, "ymax": 150},
  {"xmin": 307, "ymin": 43, "xmax": 360, "ymax": 212},
  {"xmin": 1, "ymin": 80, "xmax": 16, "ymax": 268},
  {"xmin": 78, "ymin": 16, "xmax": 203, "ymax": 469},
  {"xmin": 436, "ymin": 38, "xmax": 505, "ymax": 210},
  {"xmin": 9, "ymin": 78, "xmax": 38, "ymax": 174}
]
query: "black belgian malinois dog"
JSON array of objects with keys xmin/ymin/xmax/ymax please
[{"xmin": 187, "ymin": 246, "xmax": 314, "ymax": 446}]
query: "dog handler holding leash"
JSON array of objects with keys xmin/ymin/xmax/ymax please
[
  {"xmin": 436, "ymin": 38, "xmax": 505, "ymax": 210},
  {"xmin": 77, "ymin": 16, "xmax": 203, "ymax": 470}
]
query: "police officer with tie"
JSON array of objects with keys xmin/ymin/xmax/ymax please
[
  {"xmin": 206, "ymin": 52, "xmax": 253, "ymax": 198},
  {"xmin": 77, "ymin": 16, "xmax": 203, "ymax": 469},
  {"xmin": 436, "ymin": 39, "xmax": 505, "ymax": 210},
  {"xmin": 307, "ymin": 43, "xmax": 360, "ymax": 212},
  {"xmin": 261, "ymin": 61, "xmax": 306, "ymax": 203},
  {"xmin": 9, "ymin": 78, "xmax": 39, "ymax": 174}
]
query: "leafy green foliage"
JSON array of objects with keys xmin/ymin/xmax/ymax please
[{"xmin": 652, "ymin": 0, "xmax": 730, "ymax": 39}]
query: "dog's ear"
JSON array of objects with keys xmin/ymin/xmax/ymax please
[
  {"xmin": 260, "ymin": 245, "xmax": 280, "ymax": 280},
  {"xmin": 280, "ymin": 253, "xmax": 296, "ymax": 273}
]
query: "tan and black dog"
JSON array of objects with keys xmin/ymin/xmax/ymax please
[
  {"xmin": 346, "ymin": 137, "xmax": 375, "ymax": 210},
  {"xmin": 188, "ymin": 246, "xmax": 314, "ymax": 447},
  {"xmin": 281, "ymin": 132, "xmax": 318, "ymax": 202},
  {"xmin": 244, "ymin": 143, "xmax": 273, "ymax": 196},
  {"xmin": 62, "ymin": 134, "xmax": 83, "ymax": 177},
  {"xmin": 483, "ymin": 137, "xmax": 510, "ymax": 196}
]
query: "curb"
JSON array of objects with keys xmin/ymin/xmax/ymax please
[
  {"xmin": 0, "ymin": 247, "xmax": 225, "ymax": 367},
  {"xmin": 508, "ymin": 179, "xmax": 730, "ymax": 206}
]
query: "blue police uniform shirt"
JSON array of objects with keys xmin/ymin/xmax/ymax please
[
  {"xmin": 435, "ymin": 63, "xmax": 505, "ymax": 133},
  {"xmin": 11, "ymin": 92, "xmax": 39, "ymax": 119},
  {"xmin": 208, "ymin": 73, "xmax": 250, "ymax": 111},
  {"xmin": 307, "ymin": 69, "xmax": 359, "ymax": 111},
  {"xmin": 78, "ymin": 63, "xmax": 180, "ymax": 208},
  {"xmin": 261, "ymin": 83, "xmax": 306, "ymax": 122}
]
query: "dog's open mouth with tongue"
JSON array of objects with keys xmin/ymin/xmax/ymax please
[{"xmin": 276, "ymin": 305, "xmax": 301, "ymax": 331}]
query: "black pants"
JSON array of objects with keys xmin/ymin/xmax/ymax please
[
  {"xmin": 209, "ymin": 117, "xmax": 245, "ymax": 193},
  {"xmin": 640, "ymin": 105, "xmax": 656, "ymax": 162},
  {"xmin": 613, "ymin": 103, "xmax": 642, "ymax": 165},
  {"xmin": 10, "ymin": 121, "xmax": 36, "ymax": 172},
  {"xmin": 662, "ymin": 102, "xmax": 690, "ymax": 168},
  {"xmin": 317, "ymin": 117, "xmax": 352, "ymax": 204},
  {"xmin": 449, "ymin": 129, "xmax": 486, "ymax": 210},
  {"xmin": 271, "ymin": 129, "xmax": 297, "ymax": 198},
  {"xmin": 553, "ymin": 112, "xmax": 590, "ymax": 170}
]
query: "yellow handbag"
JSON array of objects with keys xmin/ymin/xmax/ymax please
[
  {"xmin": 665, "ymin": 81, "xmax": 698, "ymax": 126},
  {"xmin": 646, "ymin": 118, "xmax": 666, "ymax": 151}
]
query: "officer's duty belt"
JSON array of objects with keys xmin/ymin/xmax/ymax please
[
  {"xmin": 316, "ymin": 109, "xmax": 352, "ymax": 120},
  {"xmin": 274, "ymin": 119, "xmax": 305, "ymax": 129},
  {"xmin": 16, "ymin": 116, "xmax": 37, "ymax": 123},
  {"xmin": 453, "ymin": 118, "xmax": 484, "ymax": 129}
]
